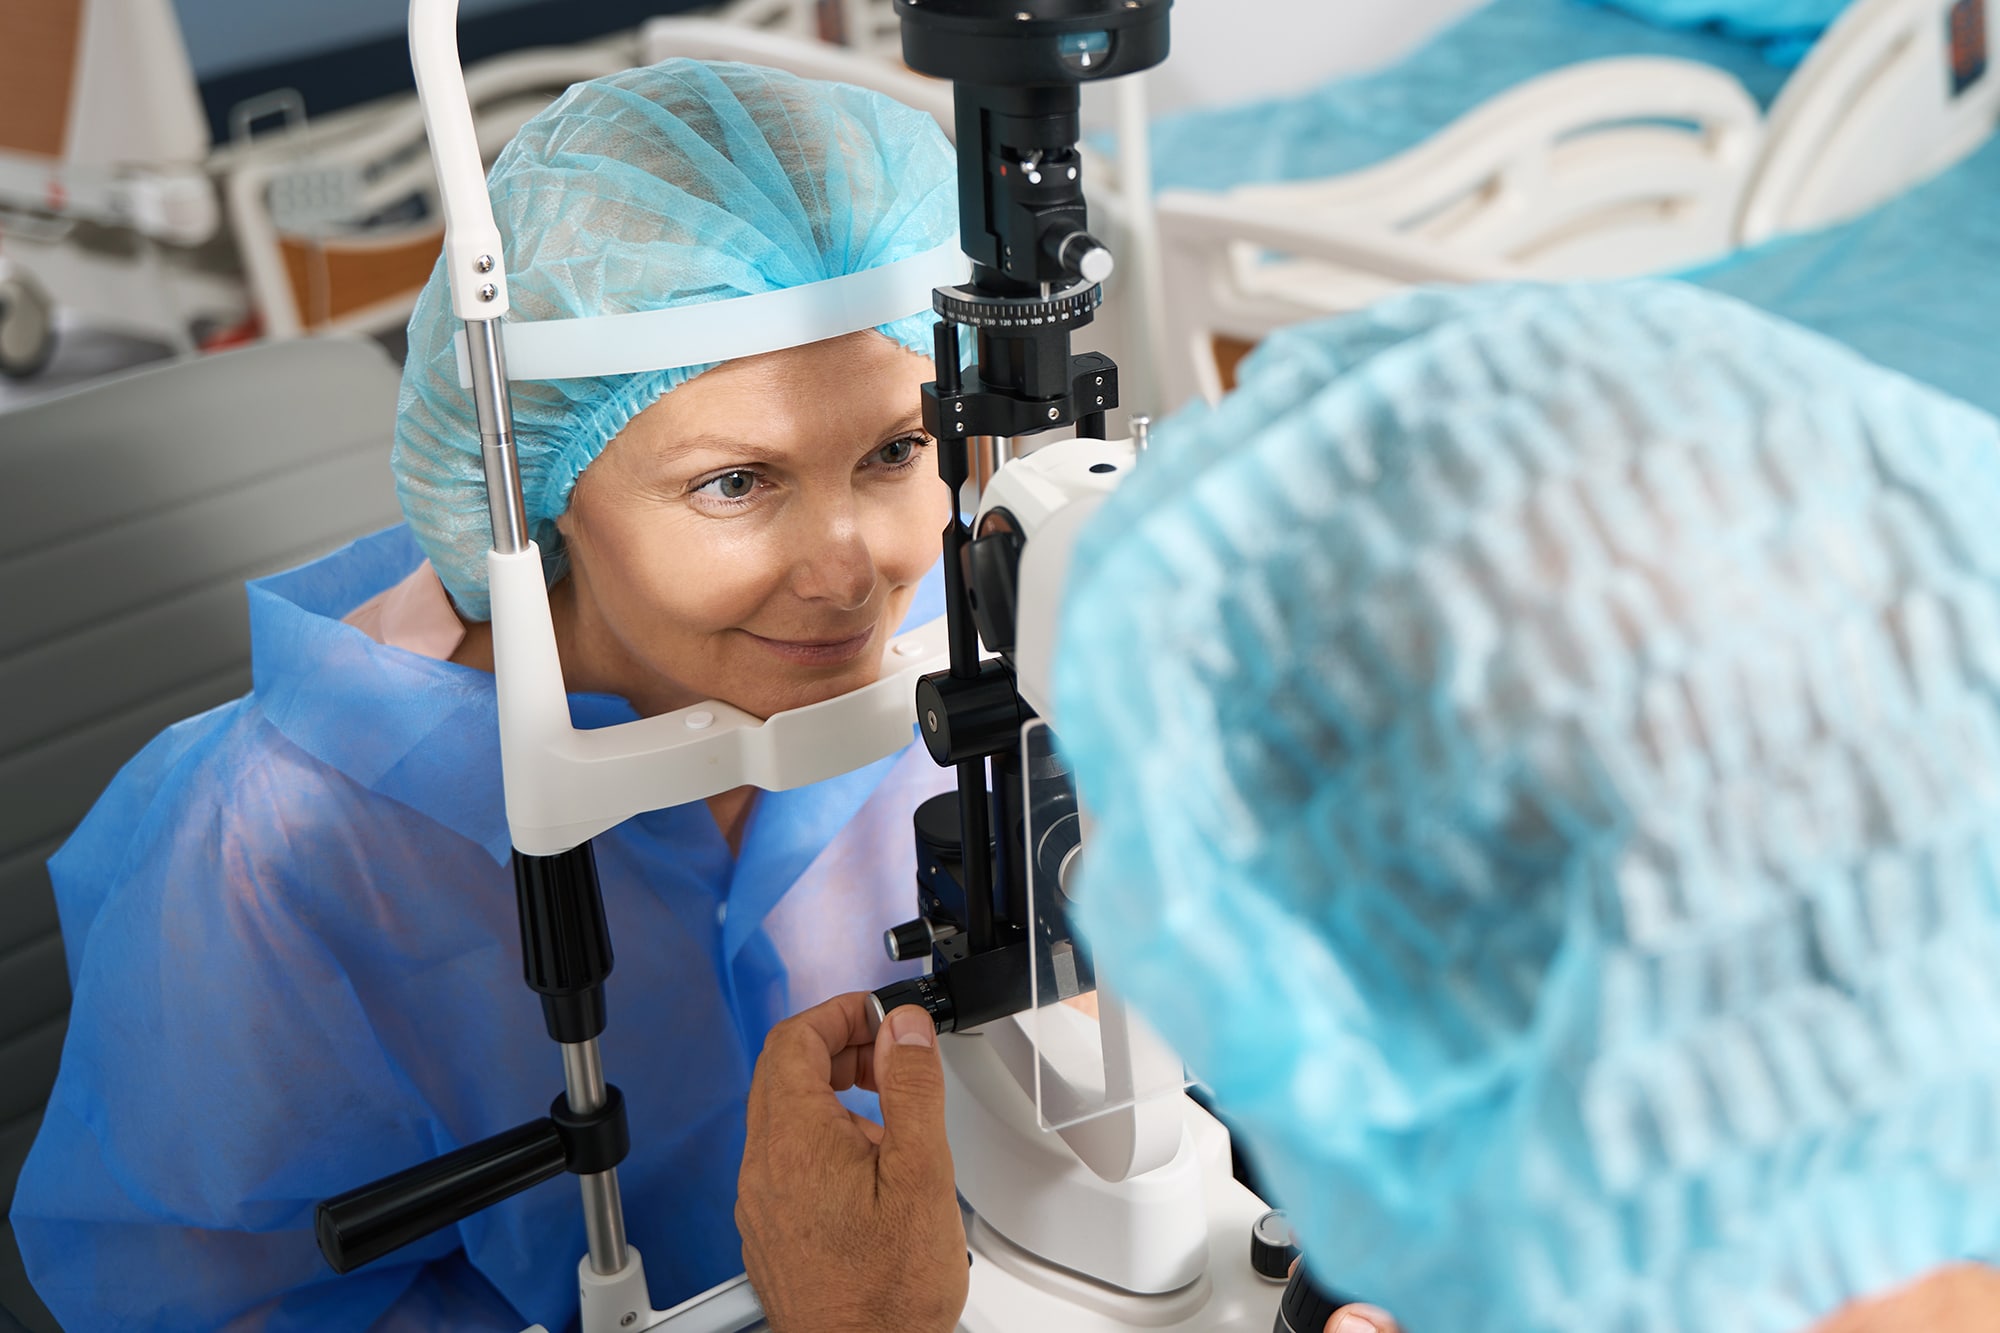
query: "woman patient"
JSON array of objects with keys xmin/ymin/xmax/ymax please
[
  {"xmin": 12, "ymin": 61, "xmax": 957, "ymax": 1331},
  {"xmin": 1055, "ymin": 280, "xmax": 2000, "ymax": 1332}
]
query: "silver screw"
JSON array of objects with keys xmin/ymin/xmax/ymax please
[
  {"xmin": 955, "ymin": 402, "xmax": 964, "ymax": 413},
  {"xmin": 927, "ymin": 710, "xmax": 939, "ymax": 732},
  {"xmin": 1095, "ymin": 375, "xmax": 1104, "ymax": 386},
  {"xmin": 1095, "ymin": 396, "xmax": 1104, "ymax": 406},
  {"xmin": 1047, "ymin": 407, "xmax": 1060, "ymax": 421},
  {"xmin": 477, "ymin": 283, "xmax": 498, "ymax": 302},
  {"xmin": 621, "ymin": 1315, "xmax": 637, "ymax": 1328},
  {"xmin": 474, "ymin": 254, "xmax": 494, "ymax": 273}
]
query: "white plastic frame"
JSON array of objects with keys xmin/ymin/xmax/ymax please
[{"xmin": 488, "ymin": 545, "xmax": 949, "ymax": 855}]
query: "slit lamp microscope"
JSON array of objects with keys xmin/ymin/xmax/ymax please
[{"xmin": 308, "ymin": 2, "xmax": 1335, "ymax": 1330}]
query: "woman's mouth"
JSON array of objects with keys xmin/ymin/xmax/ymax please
[{"xmin": 743, "ymin": 624, "xmax": 878, "ymax": 668}]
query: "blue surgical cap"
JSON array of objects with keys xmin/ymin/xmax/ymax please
[
  {"xmin": 1057, "ymin": 281, "xmax": 2000, "ymax": 1332},
  {"xmin": 1582, "ymin": 0, "xmax": 1850, "ymax": 63},
  {"xmin": 393, "ymin": 60, "xmax": 957, "ymax": 619}
]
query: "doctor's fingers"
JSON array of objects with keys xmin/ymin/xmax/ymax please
[
  {"xmin": 871, "ymin": 1006, "xmax": 955, "ymax": 1201},
  {"xmin": 753, "ymin": 992, "xmax": 880, "ymax": 1097}
]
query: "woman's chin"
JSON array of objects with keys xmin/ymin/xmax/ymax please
[{"xmin": 730, "ymin": 655, "xmax": 889, "ymax": 720}]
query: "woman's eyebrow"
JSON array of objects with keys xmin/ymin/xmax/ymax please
[
  {"xmin": 877, "ymin": 411, "xmax": 929, "ymax": 440},
  {"xmin": 655, "ymin": 433, "xmax": 786, "ymax": 463},
  {"xmin": 657, "ymin": 411, "xmax": 931, "ymax": 463}
]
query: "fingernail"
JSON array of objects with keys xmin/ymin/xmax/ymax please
[
  {"xmin": 889, "ymin": 1006, "xmax": 935, "ymax": 1048},
  {"xmin": 1332, "ymin": 1306, "xmax": 1393, "ymax": 1333}
]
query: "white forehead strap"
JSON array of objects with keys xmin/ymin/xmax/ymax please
[{"xmin": 454, "ymin": 241, "xmax": 969, "ymax": 386}]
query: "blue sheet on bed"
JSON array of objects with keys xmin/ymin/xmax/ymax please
[
  {"xmin": 1685, "ymin": 133, "xmax": 2000, "ymax": 418},
  {"xmin": 1146, "ymin": 0, "xmax": 1795, "ymax": 193}
]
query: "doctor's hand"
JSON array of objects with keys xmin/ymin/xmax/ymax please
[
  {"xmin": 737, "ymin": 992, "xmax": 968, "ymax": 1333},
  {"xmin": 1809, "ymin": 1264, "xmax": 2000, "ymax": 1332}
]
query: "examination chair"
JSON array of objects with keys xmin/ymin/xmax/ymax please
[{"xmin": 0, "ymin": 336, "xmax": 405, "ymax": 1330}]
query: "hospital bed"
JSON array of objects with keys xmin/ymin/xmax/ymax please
[
  {"xmin": 217, "ymin": 0, "xmax": 862, "ymax": 344},
  {"xmin": 1, "ymin": 0, "xmax": 903, "ymax": 369},
  {"xmin": 1151, "ymin": 0, "xmax": 2000, "ymax": 410},
  {"xmin": 0, "ymin": 336, "xmax": 406, "ymax": 1333},
  {"xmin": 220, "ymin": 40, "xmax": 638, "ymax": 341},
  {"xmin": 0, "ymin": 0, "xmax": 236, "ymax": 377}
]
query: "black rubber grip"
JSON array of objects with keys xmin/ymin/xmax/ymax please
[
  {"xmin": 315, "ymin": 1118, "xmax": 567, "ymax": 1274},
  {"xmin": 514, "ymin": 845, "xmax": 614, "ymax": 1043}
]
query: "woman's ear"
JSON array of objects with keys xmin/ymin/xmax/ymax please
[{"xmin": 553, "ymin": 475, "xmax": 586, "ymax": 546}]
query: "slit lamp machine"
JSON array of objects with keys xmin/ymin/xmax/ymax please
[{"xmin": 308, "ymin": 3, "xmax": 1348, "ymax": 1329}]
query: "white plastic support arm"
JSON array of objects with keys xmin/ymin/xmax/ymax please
[
  {"xmin": 409, "ymin": 0, "xmax": 510, "ymax": 319},
  {"xmin": 488, "ymin": 547, "xmax": 950, "ymax": 855}
]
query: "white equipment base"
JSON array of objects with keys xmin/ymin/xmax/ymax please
[
  {"xmin": 958, "ymin": 1096, "xmax": 1284, "ymax": 1332},
  {"xmin": 579, "ymin": 1090, "xmax": 1283, "ymax": 1333}
]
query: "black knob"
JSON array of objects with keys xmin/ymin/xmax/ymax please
[
  {"xmin": 871, "ymin": 973, "xmax": 958, "ymax": 1036},
  {"xmin": 1275, "ymin": 1265, "xmax": 1362, "ymax": 1333},
  {"xmin": 915, "ymin": 660, "xmax": 1024, "ymax": 766},
  {"xmin": 1250, "ymin": 1209, "xmax": 1298, "ymax": 1282},
  {"xmin": 885, "ymin": 918, "xmax": 934, "ymax": 963}
]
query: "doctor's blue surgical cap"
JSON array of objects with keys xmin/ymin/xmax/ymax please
[
  {"xmin": 1056, "ymin": 280, "xmax": 2000, "ymax": 1333},
  {"xmin": 393, "ymin": 60, "xmax": 957, "ymax": 619}
]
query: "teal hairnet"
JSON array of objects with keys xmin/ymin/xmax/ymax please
[
  {"xmin": 393, "ymin": 60, "xmax": 958, "ymax": 620},
  {"xmin": 1056, "ymin": 281, "xmax": 2000, "ymax": 1332}
]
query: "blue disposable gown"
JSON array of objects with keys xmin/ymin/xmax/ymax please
[{"xmin": 9, "ymin": 525, "xmax": 949, "ymax": 1332}]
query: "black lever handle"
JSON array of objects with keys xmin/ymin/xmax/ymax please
[{"xmin": 315, "ymin": 1117, "xmax": 567, "ymax": 1274}]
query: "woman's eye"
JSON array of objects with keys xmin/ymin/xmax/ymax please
[
  {"xmin": 875, "ymin": 436, "xmax": 924, "ymax": 468},
  {"xmin": 697, "ymin": 470, "xmax": 758, "ymax": 501}
]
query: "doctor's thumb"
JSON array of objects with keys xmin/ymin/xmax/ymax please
[{"xmin": 873, "ymin": 1005, "xmax": 954, "ymax": 1196}]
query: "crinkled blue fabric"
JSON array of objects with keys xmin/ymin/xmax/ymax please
[
  {"xmin": 1582, "ymin": 0, "xmax": 1848, "ymax": 63},
  {"xmin": 1146, "ymin": 0, "xmax": 1794, "ymax": 194},
  {"xmin": 1055, "ymin": 282, "xmax": 2000, "ymax": 1333},
  {"xmin": 395, "ymin": 60, "xmax": 957, "ymax": 619},
  {"xmin": 10, "ymin": 525, "xmax": 945, "ymax": 1333},
  {"xmin": 1685, "ymin": 132, "xmax": 2000, "ymax": 421}
]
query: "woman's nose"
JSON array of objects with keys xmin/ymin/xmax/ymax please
[{"xmin": 792, "ymin": 505, "xmax": 878, "ymax": 611}]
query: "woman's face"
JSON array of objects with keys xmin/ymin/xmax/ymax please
[{"xmin": 554, "ymin": 331, "xmax": 946, "ymax": 719}]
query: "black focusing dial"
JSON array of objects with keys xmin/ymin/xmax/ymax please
[{"xmin": 933, "ymin": 280, "xmax": 1101, "ymax": 332}]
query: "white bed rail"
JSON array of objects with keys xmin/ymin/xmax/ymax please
[
  {"xmin": 1155, "ymin": 0, "xmax": 2000, "ymax": 411},
  {"xmin": 1740, "ymin": 0, "xmax": 2000, "ymax": 242},
  {"xmin": 1156, "ymin": 56, "xmax": 1762, "ymax": 408},
  {"xmin": 223, "ymin": 43, "xmax": 632, "ymax": 338}
]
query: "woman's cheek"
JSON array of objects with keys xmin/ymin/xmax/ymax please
[
  {"xmin": 878, "ymin": 477, "xmax": 951, "ymax": 584},
  {"xmin": 635, "ymin": 521, "xmax": 780, "ymax": 635}
]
